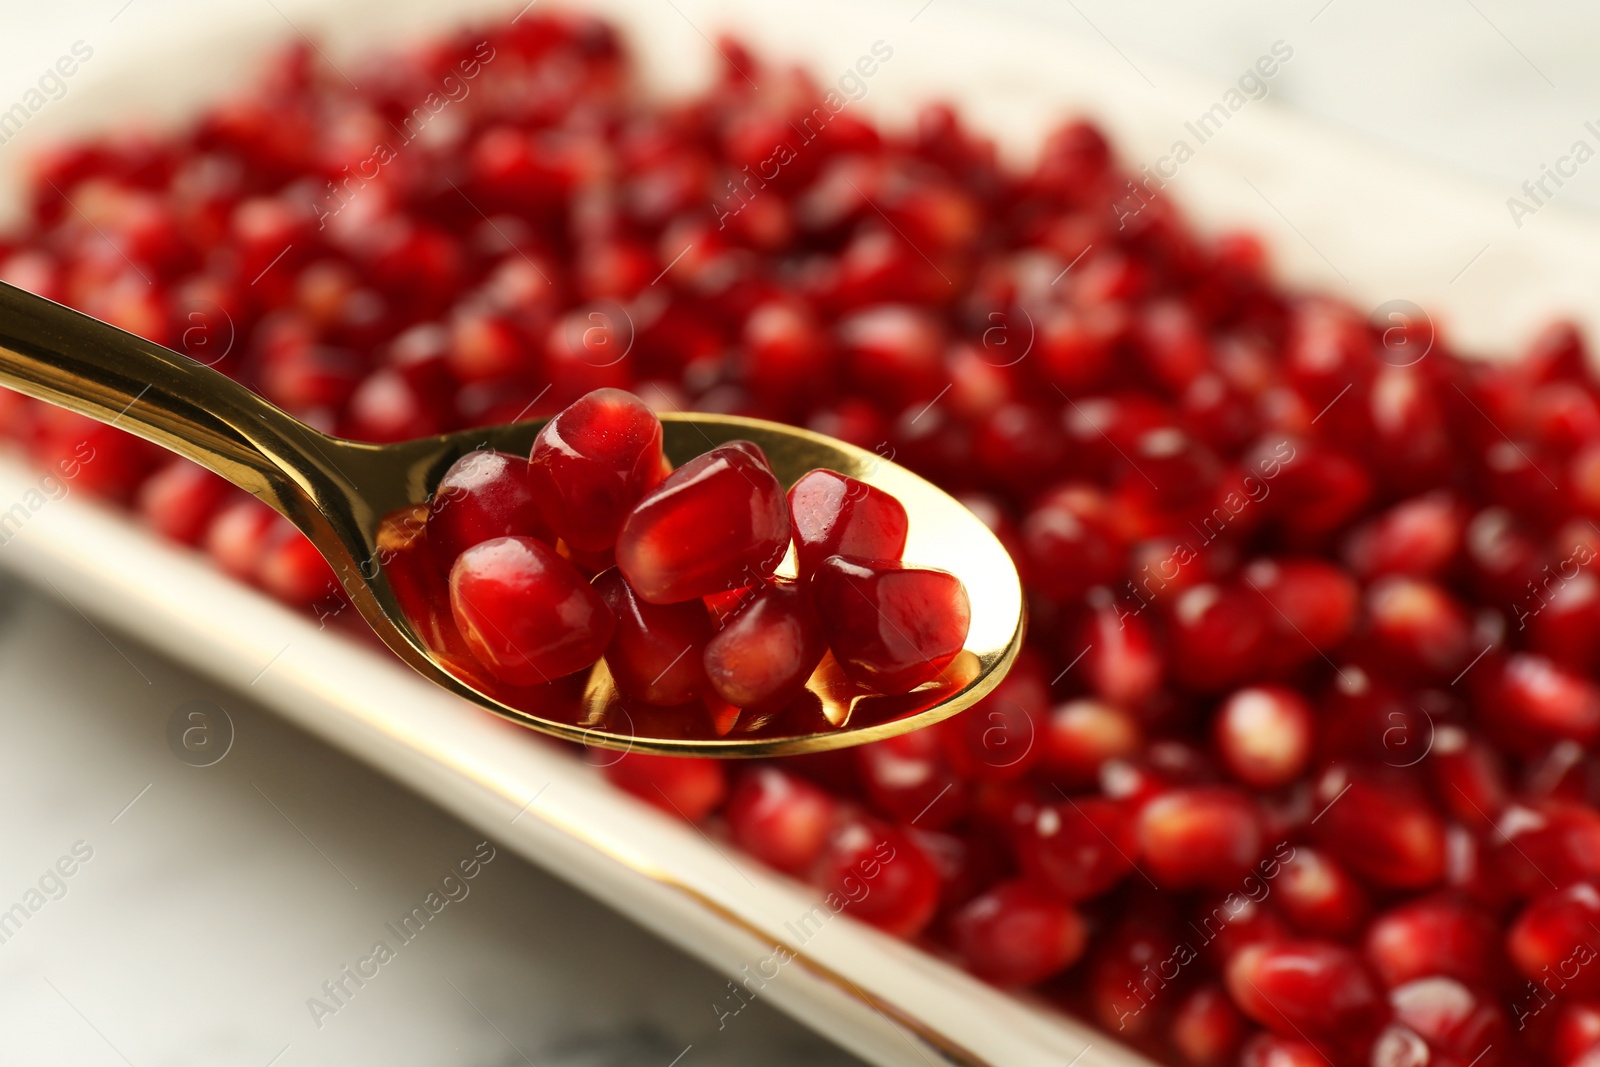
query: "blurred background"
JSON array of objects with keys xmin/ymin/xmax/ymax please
[{"xmin": 0, "ymin": 2, "xmax": 1590, "ymax": 1064}]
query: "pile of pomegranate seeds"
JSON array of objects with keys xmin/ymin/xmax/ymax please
[
  {"xmin": 7, "ymin": 11, "xmax": 1600, "ymax": 1064},
  {"xmin": 421, "ymin": 384, "xmax": 968, "ymax": 714}
]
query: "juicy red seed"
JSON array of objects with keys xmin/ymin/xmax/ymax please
[
  {"xmin": 528, "ymin": 387, "xmax": 665, "ymax": 553},
  {"xmin": 1238, "ymin": 1035, "xmax": 1326, "ymax": 1067},
  {"xmin": 948, "ymin": 880, "xmax": 1086, "ymax": 987},
  {"xmin": 1509, "ymin": 882, "xmax": 1600, "ymax": 997},
  {"xmin": 1170, "ymin": 984, "xmax": 1246, "ymax": 1067},
  {"xmin": 1480, "ymin": 653, "xmax": 1600, "ymax": 752},
  {"xmin": 723, "ymin": 767, "xmax": 837, "ymax": 874},
  {"xmin": 1167, "ymin": 583, "xmax": 1271, "ymax": 693},
  {"xmin": 448, "ymin": 536, "xmax": 614, "ymax": 686},
  {"xmin": 1428, "ymin": 726, "xmax": 1508, "ymax": 828},
  {"xmin": 1344, "ymin": 492, "xmax": 1464, "ymax": 580},
  {"xmin": 203, "ymin": 497, "xmax": 279, "ymax": 580},
  {"xmin": 1225, "ymin": 940, "xmax": 1386, "ymax": 1043},
  {"xmin": 1020, "ymin": 483, "xmax": 1127, "ymax": 602},
  {"xmin": 135, "ymin": 459, "xmax": 230, "ymax": 545},
  {"xmin": 592, "ymin": 568, "xmax": 712, "ymax": 705},
  {"xmin": 1389, "ymin": 976, "xmax": 1509, "ymax": 1062},
  {"xmin": 1363, "ymin": 576, "xmax": 1474, "ymax": 679},
  {"xmin": 615, "ymin": 440, "xmax": 789, "ymax": 604},
  {"xmin": 1549, "ymin": 1002, "xmax": 1600, "ymax": 1065},
  {"xmin": 809, "ymin": 817, "xmax": 940, "ymax": 939},
  {"xmin": 787, "ymin": 468, "xmax": 908, "ymax": 578},
  {"xmin": 1136, "ymin": 786, "xmax": 1264, "ymax": 890},
  {"xmin": 1273, "ymin": 846, "xmax": 1370, "ymax": 941},
  {"xmin": 1242, "ymin": 557, "xmax": 1361, "ymax": 666},
  {"xmin": 1312, "ymin": 767, "xmax": 1447, "ymax": 890},
  {"xmin": 427, "ymin": 449, "xmax": 549, "ymax": 563},
  {"xmin": 938, "ymin": 653, "xmax": 1048, "ymax": 782},
  {"xmin": 810, "ymin": 556, "xmax": 971, "ymax": 694},
  {"xmin": 1486, "ymin": 799, "xmax": 1600, "ymax": 895},
  {"xmin": 854, "ymin": 729, "xmax": 965, "ymax": 829},
  {"xmin": 256, "ymin": 521, "xmax": 336, "ymax": 606},
  {"xmin": 1076, "ymin": 597, "xmax": 1163, "ymax": 708},
  {"xmin": 1214, "ymin": 685, "xmax": 1313, "ymax": 790},
  {"xmin": 1045, "ymin": 698, "xmax": 1142, "ymax": 785},
  {"xmin": 702, "ymin": 578, "xmax": 826, "ymax": 708},
  {"xmin": 601, "ymin": 752, "xmax": 726, "ymax": 823},
  {"xmin": 1363, "ymin": 895, "xmax": 1502, "ymax": 990},
  {"xmin": 1015, "ymin": 797, "xmax": 1135, "ymax": 902}
]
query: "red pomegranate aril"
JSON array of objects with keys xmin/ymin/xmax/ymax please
[
  {"xmin": 1045, "ymin": 698, "xmax": 1143, "ymax": 785},
  {"xmin": 1016, "ymin": 797, "xmax": 1135, "ymax": 902},
  {"xmin": 1214, "ymin": 685, "xmax": 1314, "ymax": 790},
  {"xmin": 256, "ymin": 521, "xmax": 336, "ymax": 606},
  {"xmin": 1170, "ymin": 984, "xmax": 1246, "ymax": 1066},
  {"xmin": 1363, "ymin": 576, "xmax": 1475, "ymax": 680},
  {"xmin": 1479, "ymin": 653, "xmax": 1600, "ymax": 753},
  {"xmin": 529, "ymin": 387, "xmax": 665, "ymax": 553},
  {"xmin": 1508, "ymin": 883, "xmax": 1600, "ymax": 996},
  {"xmin": 1238, "ymin": 1034, "xmax": 1326, "ymax": 1067},
  {"xmin": 1429, "ymin": 726, "xmax": 1509, "ymax": 829},
  {"xmin": 592, "ymin": 568, "xmax": 712, "ymax": 705},
  {"xmin": 722, "ymin": 766, "xmax": 838, "ymax": 874},
  {"xmin": 449, "ymin": 536, "xmax": 614, "ymax": 686},
  {"xmin": 1549, "ymin": 1002, "xmax": 1600, "ymax": 1065},
  {"xmin": 702, "ymin": 578, "xmax": 826, "ymax": 709},
  {"xmin": 810, "ymin": 556, "xmax": 971, "ymax": 694},
  {"xmin": 615, "ymin": 440, "xmax": 789, "ymax": 604},
  {"xmin": 1075, "ymin": 596, "xmax": 1164, "ymax": 709},
  {"xmin": 939, "ymin": 652, "xmax": 1048, "ymax": 782},
  {"xmin": 1241, "ymin": 557, "xmax": 1361, "ymax": 668},
  {"xmin": 1363, "ymin": 895, "xmax": 1503, "ymax": 990},
  {"xmin": 1274, "ymin": 846, "xmax": 1370, "ymax": 941},
  {"xmin": 203, "ymin": 496, "xmax": 279, "ymax": 580},
  {"xmin": 809, "ymin": 817, "xmax": 940, "ymax": 939},
  {"xmin": 1167, "ymin": 583, "xmax": 1271, "ymax": 693},
  {"xmin": 427, "ymin": 450, "xmax": 550, "ymax": 563},
  {"xmin": 1486, "ymin": 799, "xmax": 1600, "ymax": 896},
  {"xmin": 1345, "ymin": 492, "xmax": 1465, "ymax": 581},
  {"xmin": 135, "ymin": 459, "xmax": 231, "ymax": 545},
  {"xmin": 787, "ymin": 468, "xmax": 908, "ymax": 578},
  {"xmin": 1021, "ymin": 483, "xmax": 1128, "ymax": 602},
  {"xmin": 1136, "ymin": 786, "xmax": 1263, "ymax": 890},
  {"xmin": 949, "ymin": 879, "xmax": 1087, "ymax": 987},
  {"xmin": 1225, "ymin": 940, "xmax": 1387, "ymax": 1045},
  {"xmin": 1313, "ymin": 767, "xmax": 1447, "ymax": 890},
  {"xmin": 854, "ymin": 729, "xmax": 965, "ymax": 829},
  {"xmin": 601, "ymin": 752, "xmax": 726, "ymax": 823},
  {"xmin": 1390, "ymin": 976, "xmax": 1510, "ymax": 1063}
]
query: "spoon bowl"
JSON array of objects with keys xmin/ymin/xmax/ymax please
[{"xmin": 0, "ymin": 280, "xmax": 1024, "ymax": 756}]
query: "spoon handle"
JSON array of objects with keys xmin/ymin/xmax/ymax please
[{"xmin": 0, "ymin": 280, "xmax": 324, "ymax": 507}]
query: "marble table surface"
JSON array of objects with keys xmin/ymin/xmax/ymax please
[{"xmin": 0, "ymin": 576, "xmax": 861, "ymax": 1066}]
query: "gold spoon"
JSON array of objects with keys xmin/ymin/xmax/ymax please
[{"xmin": 0, "ymin": 280, "xmax": 1023, "ymax": 756}]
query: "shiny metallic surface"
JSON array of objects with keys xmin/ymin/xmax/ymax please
[{"xmin": 0, "ymin": 280, "xmax": 1024, "ymax": 756}]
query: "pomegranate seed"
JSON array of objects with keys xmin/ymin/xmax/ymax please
[
  {"xmin": 1429, "ymin": 726, "xmax": 1508, "ymax": 829},
  {"xmin": 1136, "ymin": 786, "xmax": 1263, "ymax": 889},
  {"xmin": 1045, "ymin": 698, "xmax": 1143, "ymax": 785},
  {"xmin": 854, "ymin": 728, "xmax": 965, "ymax": 829},
  {"xmin": 1238, "ymin": 1034, "xmax": 1326, "ymax": 1067},
  {"xmin": 1241, "ymin": 557, "xmax": 1361, "ymax": 670},
  {"xmin": 592, "ymin": 568, "xmax": 712, "ymax": 706},
  {"xmin": 787, "ymin": 468, "xmax": 908, "ymax": 578},
  {"xmin": 702, "ymin": 578, "xmax": 826, "ymax": 709},
  {"xmin": 1507, "ymin": 882, "xmax": 1600, "ymax": 997},
  {"xmin": 809, "ymin": 817, "xmax": 940, "ymax": 939},
  {"xmin": 1344, "ymin": 492, "xmax": 1464, "ymax": 581},
  {"xmin": 616, "ymin": 440, "xmax": 789, "ymax": 603},
  {"xmin": 1485, "ymin": 799, "xmax": 1600, "ymax": 896},
  {"xmin": 723, "ymin": 767, "xmax": 837, "ymax": 874},
  {"xmin": 529, "ymin": 387, "xmax": 665, "ymax": 553},
  {"xmin": 1224, "ymin": 940, "xmax": 1386, "ymax": 1046},
  {"xmin": 949, "ymin": 880, "xmax": 1087, "ymax": 986},
  {"xmin": 602, "ymin": 752, "xmax": 726, "ymax": 823},
  {"xmin": 1075, "ymin": 596, "xmax": 1164, "ymax": 708},
  {"xmin": 1015, "ymin": 798, "xmax": 1135, "ymax": 902},
  {"xmin": 203, "ymin": 497, "xmax": 278, "ymax": 580},
  {"xmin": 448, "ymin": 536, "xmax": 614, "ymax": 686},
  {"xmin": 256, "ymin": 521, "xmax": 336, "ymax": 606},
  {"xmin": 1390, "ymin": 976, "xmax": 1509, "ymax": 1063},
  {"xmin": 135, "ymin": 459, "xmax": 230, "ymax": 545},
  {"xmin": 1273, "ymin": 846, "xmax": 1370, "ymax": 941},
  {"xmin": 1363, "ymin": 576, "xmax": 1475, "ymax": 680},
  {"xmin": 1363, "ymin": 895, "xmax": 1502, "ymax": 990},
  {"xmin": 1020, "ymin": 483, "xmax": 1128, "ymax": 602},
  {"xmin": 1312, "ymin": 767, "xmax": 1447, "ymax": 890},
  {"xmin": 1548, "ymin": 1002, "xmax": 1600, "ymax": 1065},
  {"xmin": 1170, "ymin": 984, "xmax": 1246, "ymax": 1066},
  {"xmin": 1479, "ymin": 653, "xmax": 1600, "ymax": 753},
  {"xmin": 1167, "ymin": 583, "xmax": 1272, "ymax": 693},
  {"xmin": 810, "ymin": 556, "xmax": 971, "ymax": 694},
  {"xmin": 427, "ymin": 450, "xmax": 549, "ymax": 563},
  {"xmin": 1214, "ymin": 686, "xmax": 1314, "ymax": 790}
]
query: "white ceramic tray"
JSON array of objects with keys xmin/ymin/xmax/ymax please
[{"xmin": 3, "ymin": 1, "xmax": 1596, "ymax": 1065}]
